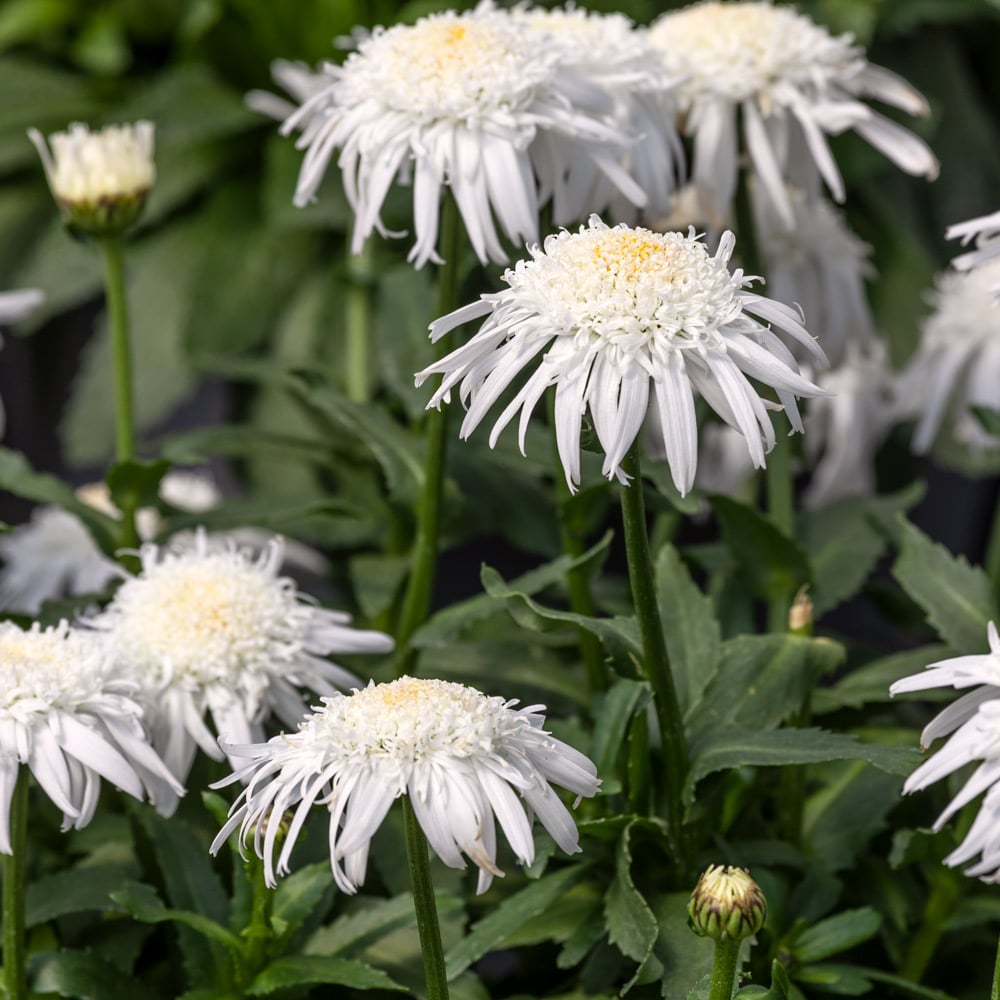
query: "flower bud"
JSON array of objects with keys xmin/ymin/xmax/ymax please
[
  {"xmin": 788, "ymin": 586, "xmax": 814, "ymax": 636},
  {"xmin": 28, "ymin": 122, "xmax": 155, "ymax": 237},
  {"xmin": 688, "ymin": 864, "xmax": 766, "ymax": 942}
]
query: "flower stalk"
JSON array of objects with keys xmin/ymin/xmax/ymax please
[
  {"xmin": 2, "ymin": 768, "xmax": 29, "ymax": 1000},
  {"xmin": 394, "ymin": 195, "xmax": 461, "ymax": 674},
  {"xmin": 620, "ymin": 445, "xmax": 689, "ymax": 863},
  {"xmin": 403, "ymin": 795, "xmax": 450, "ymax": 1000},
  {"xmin": 345, "ymin": 239, "xmax": 376, "ymax": 403}
]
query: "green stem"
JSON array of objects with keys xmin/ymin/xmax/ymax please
[
  {"xmin": 986, "ymin": 491, "xmax": 1000, "ymax": 598},
  {"xmin": 899, "ymin": 866, "xmax": 960, "ymax": 982},
  {"xmin": 765, "ymin": 416, "xmax": 794, "ymax": 633},
  {"xmin": 619, "ymin": 446, "xmax": 690, "ymax": 867},
  {"xmin": 345, "ymin": 240, "xmax": 376, "ymax": 403},
  {"xmin": 98, "ymin": 235, "xmax": 139, "ymax": 554},
  {"xmin": 402, "ymin": 797, "xmax": 449, "ymax": 1000},
  {"xmin": 242, "ymin": 857, "xmax": 273, "ymax": 975},
  {"xmin": 3, "ymin": 768, "xmax": 29, "ymax": 1000},
  {"xmin": 549, "ymin": 403, "xmax": 607, "ymax": 700},
  {"xmin": 708, "ymin": 937, "xmax": 740, "ymax": 1000},
  {"xmin": 394, "ymin": 196, "xmax": 461, "ymax": 675},
  {"xmin": 992, "ymin": 930, "xmax": 1000, "ymax": 1000}
]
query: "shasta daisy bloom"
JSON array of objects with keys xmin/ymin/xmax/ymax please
[
  {"xmin": 647, "ymin": 1, "xmax": 938, "ymax": 230},
  {"xmin": 515, "ymin": 5, "xmax": 683, "ymax": 225},
  {"xmin": 85, "ymin": 531, "xmax": 393, "ymax": 783},
  {"xmin": 280, "ymin": 5, "xmax": 641, "ymax": 267},
  {"xmin": 210, "ymin": 676, "xmax": 600, "ymax": 893},
  {"xmin": 415, "ymin": 216, "xmax": 827, "ymax": 496},
  {"xmin": 0, "ymin": 620, "xmax": 183, "ymax": 847},
  {"xmin": 891, "ymin": 623, "xmax": 1000, "ymax": 881},
  {"xmin": 948, "ymin": 209, "xmax": 1000, "ymax": 286},
  {"xmin": 28, "ymin": 121, "xmax": 155, "ymax": 236},
  {"xmin": 752, "ymin": 185, "xmax": 875, "ymax": 368},
  {"xmin": 900, "ymin": 257, "xmax": 1000, "ymax": 458}
]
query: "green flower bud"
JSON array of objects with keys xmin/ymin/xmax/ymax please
[
  {"xmin": 688, "ymin": 864, "xmax": 767, "ymax": 942},
  {"xmin": 28, "ymin": 122, "xmax": 155, "ymax": 238}
]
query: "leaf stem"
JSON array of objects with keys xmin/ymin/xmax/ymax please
[
  {"xmin": 98, "ymin": 235, "xmax": 139, "ymax": 554},
  {"xmin": 899, "ymin": 865, "xmax": 960, "ymax": 982},
  {"xmin": 986, "ymin": 489, "xmax": 1000, "ymax": 598},
  {"xmin": 345, "ymin": 239, "xmax": 376, "ymax": 403},
  {"xmin": 765, "ymin": 415, "xmax": 794, "ymax": 633},
  {"xmin": 992, "ymin": 928, "xmax": 1000, "ymax": 1000},
  {"xmin": 619, "ymin": 446, "xmax": 690, "ymax": 868},
  {"xmin": 708, "ymin": 936, "xmax": 740, "ymax": 1000},
  {"xmin": 242, "ymin": 856, "xmax": 273, "ymax": 977},
  {"xmin": 3, "ymin": 768, "xmax": 29, "ymax": 1000},
  {"xmin": 394, "ymin": 196, "xmax": 461, "ymax": 675},
  {"xmin": 402, "ymin": 797, "xmax": 449, "ymax": 1000}
]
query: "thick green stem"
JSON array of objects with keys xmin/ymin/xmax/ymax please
[
  {"xmin": 242, "ymin": 857, "xmax": 273, "ymax": 975},
  {"xmin": 708, "ymin": 937, "xmax": 740, "ymax": 1000},
  {"xmin": 98, "ymin": 235, "xmax": 139, "ymax": 554},
  {"xmin": 549, "ymin": 404, "xmax": 607, "ymax": 700},
  {"xmin": 402, "ymin": 797, "xmax": 449, "ymax": 1000},
  {"xmin": 619, "ymin": 446, "xmax": 690, "ymax": 866},
  {"xmin": 394, "ymin": 197, "xmax": 461, "ymax": 675},
  {"xmin": 345, "ymin": 240, "xmax": 376, "ymax": 403},
  {"xmin": 765, "ymin": 417, "xmax": 795, "ymax": 633},
  {"xmin": 986, "ymin": 491, "xmax": 1000, "ymax": 598},
  {"xmin": 3, "ymin": 768, "xmax": 29, "ymax": 1000},
  {"xmin": 900, "ymin": 866, "xmax": 960, "ymax": 982}
]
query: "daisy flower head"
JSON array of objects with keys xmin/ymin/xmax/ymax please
[
  {"xmin": 900, "ymin": 257, "xmax": 1000, "ymax": 460},
  {"xmin": 891, "ymin": 623, "xmax": 1000, "ymax": 881},
  {"xmin": 948, "ymin": 209, "xmax": 1000, "ymax": 285},
  {"xmin": 280, "ymin": 4, "xmax": 643, "ymax": 267},
  {"xmin": 28, "ymin": 121, "xmax": 155, "ymax": 236},
  {"xmin": 210, "ymin": 676, "xmax": 600, "ymax": 893},
  {"xmin": 0, "ymin": 620, "xmax": 183, "ymax": 847},
  {"xmin": 514, "ymin": 4, "xmax": 684, "ymax": 225},
  {"xmin": 415, "ymin": 215, "xmax": 827, "ymax": 496},
  {"xmin": 85, "ymin": 530, "xmax": 393, "ymax": 783},
  {"xmin": 647, "ymin": 1, "xmax": 938, "ymax": 230}
]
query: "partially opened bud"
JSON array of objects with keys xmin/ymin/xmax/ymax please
[
  {"xmin": 28, "ymin": 121, "xmax": 155, "ymax": 237},
  {"xmin": 688, "ymin": 864, "xmax": 767, "ymax": 942}
]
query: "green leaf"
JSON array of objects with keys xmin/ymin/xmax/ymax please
[
  {"xmin": 686, "ymin": 727, "xmax": 919, "ymax": 804},
  {"xmin": 793, "ymin": 963, "xmax": 871, "ymax": 994},
  {"xmin": 605, "ymin": 822, "xmax": 658, "ymax": 972},
  {"xmin": 271, "ymin": 863, "xmax": 333, "ymax": 942},
  {"xmin": 31, "ymin": 950, "xmax": 142, "ymax": 998},
  {"xmin": 654, "ymin": 544, "xmax": 721, "ymax": 713},
  {"xmin": 160, "ymin": 425, "xmax": 332, "ymax": 467},
  {"xmin": 735, "ymin": 960, "xmax": 792, "ymax": 998},
  {"xmin": 106, "ymin": 459, "xmax": 169, "ymax": 517},
  {"xmin": 790, "ymin": 907, "xmax": 882, "ymax": 963},
  {"xmin": 349, "ymin": 553, "xmax": 410, "ymax": 620},
  {"xmin": 710, "ymin": 495, "xmax": 812, "ymax": 604},
  {"xmin": 412, "ymin": 533, "xmax": 613, "ymax": 648},
  {"xmin": 652, "ymin": 892, "xmax": 715, "ymax": 998},
  {"xmin": 109, "ymin": 883, "xmax": 243, "ymax": 957},
  {"xmin": 0, "ymin": 446, "xmax": 117, "ymax": 551},
  {"xmin": 246, "ymin": 955, "xmax": 405, "ymax": 994},
  {"xmin": 973, "ymin": 406, "xmax": 1000, "ymax": 438},
  {"xmin": 445, "ymin": 864, "xmax": 593, "ymax": 980},
  {"xmin": 685, "ymin": 635, "xmax": 844, "ymax": 742},
  {"xmin": 26, "ymin": 866, "xmax": 138, "ymax": 927},
  {"xmin": 591, "ymin": 679, "xmax": 651, "ymax": 784},
  {"xmin": 856, "ymin": 967, "xmax": 957, "ymax": 999},
  {"xmin": 797, "ymin": 484, "xmax": 924, "ymax": 616},
  {"xmin": 892, "ymin": 517, "xmax": 995, "ymax": 652},
  {"xmin": 306, "ymin": 893, "xmax": 437, "ymax": 958}
]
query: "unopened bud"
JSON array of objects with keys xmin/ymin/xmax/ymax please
[
  {"xmin": 788, "ymin": 586, "xmax": 813, "ymax": 636},
  {"xmin": 688, "ymin": 864, "xmax": 766, "ymax": 942}
]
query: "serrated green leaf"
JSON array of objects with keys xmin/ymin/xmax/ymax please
[
  {"xmin": 652, "ymin": 891, "xmax": 715, "ymax": 999},
  {"xmin": 271, "ymin": 863, "xmax": 333, "ymax": 942},
  {"xmin": 655, "ymin": 544, "xmax": 720, "ymax": 713},
  {"xmin": 736, "ymin": 959, "xmax": 792, "ymax": 998},
  {"xmin": 246, "ymin": 955, "xmax": 405, "ymax": 994},
  {"xmin": 31, "ymin": 950, "xmax": 142, "ymax": 998},
  {"xmin": 892, "ymin": 517, "xmax": 994, "ymax": 652},
  {"xmin": 790, "ymin": 907, "xmax": 882, "ymax": 963},
  {"xmin": 686, "ymin": 727, "xmax": 919, "ymax": 804},
  {"xmin": 306, "ymin": 893, "xmax": 434, "ymax": 958},
  {"xmin": 445, "ymin": 864, "xmax": 592, "ymax": 980},
  {"xmin": 605, "ymin": 822, "xmax": 658, "ymax": 970},
  {"xmin": 793, "ymin": 962, "xmax": 871, "ymax": 994},
  {"xmin": 26, "ymin": 866, "xmax": 137, "ymax": 927}
]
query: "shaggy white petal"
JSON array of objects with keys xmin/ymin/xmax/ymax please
[{"xmin": 210, "ymin": 677, "xmax": 600, "ymax": 893}]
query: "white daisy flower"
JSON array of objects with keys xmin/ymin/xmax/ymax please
[
  {"xmin": 0, "ymin": 620, "xmax": 183, "ymax": 847},
  {"xmin": 210, "ymin": 676, "xmax": 600, "ymax": 893},
  {"xmin": 891, "ymin": 623, "xmax": 1000, "ymax": 882},
  {"xmin": 948, "ymin": 209, "xmax": 1000, "ymax": 288},
  {"xmin": 647, "ymin": 1, "xmax": 938, "ymax": 230},
  {"xmin": 802, "ymin": 343, "xmax": 896, "ymax": 509},
  {"xmin": 245, "ymin": 60, "xmax": 328, "ymax": 122},
  {"xmin": 280, "ymin": 5, "xmax": 643, "ymax": 267},
  {"xmin": 900, "ymin": 257, "xmax": 1000, "ymax": 457},
  {"xmin": 28, "ymin": 121, "xmax": 155, "ymax": 236},
  {"xmin": 85, "ymin": 531, "xmax": 392, "ymax": 783},
  {"xmin": 752, "ymin": 185, "xmax": 875, "ymax": 368},
  {"xmin": 515, "ymin": 4, "xmax": 683, "ymax": 225},
  {"xmin": 415, "ymin": 215, "xmax": 827, "ymax": 496}
]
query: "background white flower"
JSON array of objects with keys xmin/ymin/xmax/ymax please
[
  {"xmin": 647, "ymin": 1, "xmax": 938, "ymax": 230},
  {"xmin": 891, "ymin": 623, "xmax": 1000, "ymax": 881},
  {"xmin": 416, "ymin": 216, "xmax": 827, "ymax": 496},
  {"xmin": 86, "ymin": 531, "xmax": 392, "ymax": 783},
  {"xmin": 211, "ymin": 676, "xmax": 600, "ymax": 893},
  {"xmin": 899, "ymin": 257, "xmax": 1000, "ymax": 458},
  {"xmin": 948, "ymin": 209, "xmax": 1000, "ymax": 291},
  {"xmin": 0, "ymin": 620, "xmax": 183, "ymax": 847},
  {"xmin": 279, "ymin": 5, "xmax": 642, "ymax": 266}
]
